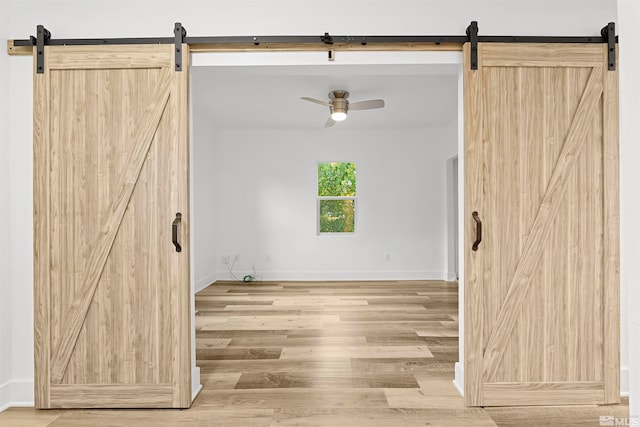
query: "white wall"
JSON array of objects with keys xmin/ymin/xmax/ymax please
[
  {"xmin": 3, "ymin": 0, "xmax": 636, "ymax": 415},
  {"xmin": 2, "ymin": 0, "xmax": 36, "ymax": 410},
  {"xmin": 5, "ymin": 54, "xmax": 33, "ymax": 410},
  {"xmin": 618, "ymin": 0, "xmax": 640, "ymax": 417},
  {"xmin": 0, "ymin": 0, "xmax": 14, "ymax": 411},
  {"xmin": 204, "ymin": 125, "xmax": 457, "ymax": 281},
  {"xmin": 5, "ymin": 0, "xmax": 615, "ymax": 39},
  {"xmin": 192, "ymin": 110, "xmax": 218, "ymax": 291}
]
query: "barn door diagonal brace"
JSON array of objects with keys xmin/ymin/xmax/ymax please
[
  {"xmin": 31, "ymin": 25, "xmax": 51, "ymax": 74},
  {"xmin": 602, "ymin": 22, "xmax": 616, "ymax": 70},
  {"xmin": 467, "ymin": 21, "xmax": 478, "ymax": 70},
  {"xmin": 174, "ymin": 22, "xmax": 186, "ymax": 71}
]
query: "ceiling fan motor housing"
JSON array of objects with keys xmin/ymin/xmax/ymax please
[
  {"xmin": 329, "ymin": 90, "xmax": 349, "ymax": 116},
  {"xmin": 330, "ymin": 99, "xmax": 348, "ymax": 116}
]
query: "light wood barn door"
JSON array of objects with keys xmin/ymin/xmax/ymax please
[
  {"xmin": 464, "ymin": 43, "xmax": 619, "ymax": 406},
  {"xmin": 33, "ymin": 45, "xmax": 191, "ymax": 408}
]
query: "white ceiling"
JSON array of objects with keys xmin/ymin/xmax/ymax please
[{"xmin": 191, "ymin": 63, "xmax": 459, "ymax": 131}]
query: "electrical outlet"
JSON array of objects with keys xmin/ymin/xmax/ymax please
[
  {"xmin": 221, "ymin": 255, "xmax": 229, "ymax": 264},
  {"xmin": 265, "ymin": 254, "xmax": 272, "ymax": 262},
  {"xmin": 384, "ymin": 253, "xmax": 391, "ymax": 262}
]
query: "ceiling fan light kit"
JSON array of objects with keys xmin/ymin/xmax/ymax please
[
  {"xmin": 330, "ymin": 110, "xmax": 347, "ymax": 121},
  {"xmin": 301, "ymin": 89, "xmax": 385, "ymax": 127},
  {"xmin": 330, "ymin": 111, "xmax": 347, "ymax": 121}
]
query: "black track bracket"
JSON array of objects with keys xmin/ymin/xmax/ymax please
[
  {"xmin": 174, "ymin": 22, "xmax": 186, "ymax": 72},
  {"xmin": 321, "ymin": 32, "xmax": 334, "ymax": 45},
  {"xmin": 467, "ymin": 21, "xmax": 478, "ymax": 70},
  {"xmin": 602, "ymin": 22, "xmax": 616, "ymax": 71},
  {"xmin": 33, "ymin": 25, "xmax": 51, "ymax": 74}
]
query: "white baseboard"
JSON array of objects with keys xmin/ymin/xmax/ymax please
[
  {"xmin": 453, "ymin": 362, "xmax": 464, "ymax": 397},
  {"xmin": 191, "ymin": 367, "xmax": 202, "ymax": 402},
  {"xmin": 216, "ymin": 270, "xmax": 451, "ymax": 282},
  {"xmin": 446, "ymin": 272, "xmax": 458, "ymax": 281},
  {"xmin": 0, "ymin": 380, "xmax": 34, "ymax": 412},
  {"xmin": 621, "ymin": 365, "xmax": 629, "ymax": 396},
  {"xmin": 195, "ymin": 272, "xmax": 217, "ymax": 293}
]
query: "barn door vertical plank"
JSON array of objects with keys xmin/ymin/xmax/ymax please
[
  {"xmin": 33, "ymin": 45, "xmax": 51, "ymax": 409},
  {"xmin": 602, "ymin": 45, "xmax": 620, "ymax": 404},
  {"xmin": 169, "ymin": 44, "xmax": 192, "ymax": 407},
  {"xmin": 463, "ymin": 42, "xmax": 485, "ymax": 406}
]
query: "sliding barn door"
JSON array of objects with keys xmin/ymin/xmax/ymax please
[
  {"xmin": 33, "ymin": 45, "xmax": 191, "ymax": 408},
  {"xmin": 464, "ymin": 43, "xmax": 619, "ymax": 406}
]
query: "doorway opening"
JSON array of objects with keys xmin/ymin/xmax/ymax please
[
  {"xmin": 447, "ymin": 155, "xmax": 460, "ymax": 282},
  {"xmin": 188, "ymin": 51, "xmax": 466, "ymax": 407}
]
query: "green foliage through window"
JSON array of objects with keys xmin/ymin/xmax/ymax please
[
  {"xmin": 318, "ymin": 162, "xmax": 356, "ymax": 233},
  {"xmin": 319, "ymin": 199, "xmax": 355, "ymax": 233},
  {"xmin": 318, "ymin": 162, "xmax": 356, "ymax": 197}
]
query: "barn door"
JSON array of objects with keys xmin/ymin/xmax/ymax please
[
  {"xmin": 464, "ymin": 43, "xmax": 619, "ymax": 406},
  {"xmin": 33, "ymin": 45, "xmax": 191, "ymax": 408}
]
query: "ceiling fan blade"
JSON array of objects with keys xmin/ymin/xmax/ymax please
[
  {"xmin": 349, "ymin": 99, "xmax": 385, "ymax": 111},
  {"xmin": 324, "ymin": 117, "xmax": 336, "ymax": 128},
  {"xmin": 302, "ymin": 97, "xmax": 332, "ymax": 107}
]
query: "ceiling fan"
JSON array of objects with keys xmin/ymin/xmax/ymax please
[{"xmin": 301, "ymin": 90, "xmax": 385, "ymax": 127}]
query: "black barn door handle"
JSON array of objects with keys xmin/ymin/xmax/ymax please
[
  {"xmin": 472, "ymin": 211, "xmax": 482, "ymax": 251},
  {"xmin": 172, "ymin": 212, "xmax": 182, "ymax": 253}
]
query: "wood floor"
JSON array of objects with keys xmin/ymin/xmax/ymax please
[{"xmin": 1, "ymin": 280, "xmax": 629, "ymax": 426}]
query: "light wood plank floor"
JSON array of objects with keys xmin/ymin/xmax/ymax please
[{"xmin": 1, "ymin": 280, "xmax": 629, "ymax": 426}]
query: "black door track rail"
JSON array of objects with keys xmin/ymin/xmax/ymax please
[{"xmin": 17, "ymin": 21, "xmax": 617, "ymax": 74}]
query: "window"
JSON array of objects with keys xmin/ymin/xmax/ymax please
[{"xmin": 317, "ymin": 162, "xmax": 356, "ymax": 233}]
